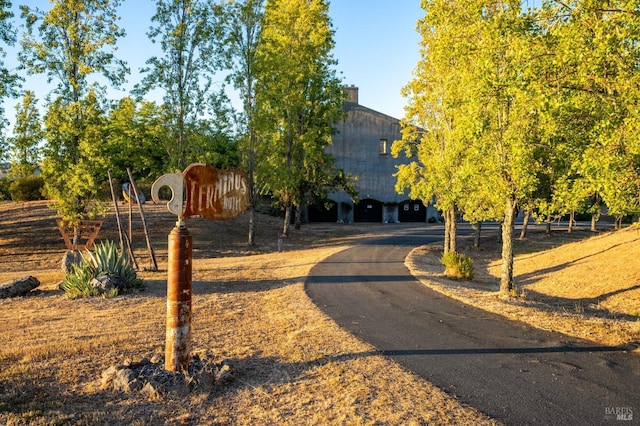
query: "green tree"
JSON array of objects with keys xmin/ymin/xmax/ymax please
[
  {"xmin": 0, "ymin": 0, "xmax": 22, "ymax": 162},
  {"xmin": 102, "ymin": 96, "xmax": 237, "ymax": 187},
  {"xmin": 393, "ymin": 0, "xmax": 484, "ymax": 254},
  {"xmin": 136, "ymin": 0, "xmax": 228, "ymax": 170},
  {"xmin": 102, "ymin": 97, "xmax": 168, "ymax": 184},
  {"xmin": 463, "ymin": 2, "xmax": 542, "ymax": 295},
  {"xmin": 255, "ymin": 0, "xmax": 345, "ymax": 237},
  {"xmin": 220, "ymin": 0, "xmax": 264, "ymax": 244},
  {"xmin": 20, "ymin": 0, "xmax": 127, "ymax": 104},
  {"xmin": 41, "ymin": 89, "xmax": 108, "ymax": 220},
  {"xmin": 538, "ymin": 0, "xmax": 640, "ymax": 230},
  {"xmin": 396, "ymin": 0, "xmax": 543, "ymax": 295},
  {"xmin": 187, "ymin": 119, "xmax": 239, "ymax": 168},
  {"xmin": 20, "ymin": 0, "xmax": 128, "ymax": 220},
  {"xmin": 8, "ymin": 90, "xmax": 42, "ymax": 178}
]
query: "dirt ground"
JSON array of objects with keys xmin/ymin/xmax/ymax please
[{"xmin": 0, "ymin": 200, "xmax": 638, "ymax": 424}]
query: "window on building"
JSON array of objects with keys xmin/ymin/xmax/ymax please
[{"xmin": 379, "ymin": 138, "xmax": 388, "ymax": 155}]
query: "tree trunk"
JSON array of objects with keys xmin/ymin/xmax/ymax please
[
  {"xmin": 472, "ymin": 221, "xmax": 482, "ymax": 248},
  {"xmin": 247, "ymin": 127, "xmax": 257, "ymax": 245},
  {"xmin": 500, "ymin": 196, "xmax": 517, "ymax": 296},
  {"xmin": 443, "ymin": 203, "xmax": 457, "ymax": 254},
  {"xmin": 519, "ymin": 210, "xmax": 531, "ymax": 240},
  {"xmin": 568, "ymin": 210, "xmax": 575, "ymax": 233},
  {"xmin": 444, "ymin": 211, "xmax": 451, "ymax": 254},
  {"xmin": 615, "ymin": 216, "xmax": 622, "ymax": 230},
  {"xmin": 73, "ymin": 225, "xmax": 81, "ymax": 247},
  {"xmin": 282, "ymin": 203, "xmax": 292, "ymax": 237},
  {"xmin": 590, "ymin": 194, "xmax": 600, "ymax": 232},
  {"xmin": 294, "ymin": 205, "xmax": 302, "ymax": 230},
  {"xmin": 450, "ymin": 204, "xmax": 457, "ymax": 253},
  {"xmin": 248, "ymin": 207, "xmax": 255, "ymax": 245}
]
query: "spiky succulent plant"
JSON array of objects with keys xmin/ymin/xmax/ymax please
[{"xmin": 60, "ymin": 240, "xmax": 142, "ymax": 299}]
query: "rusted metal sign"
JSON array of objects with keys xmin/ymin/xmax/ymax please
[
  {"xmin": 151, "ymin": 163, "xmax": 249, "ymax": 372},
  {"xmin": 152, "ymin": 163, "xmax": 249, "ymax": 221},
  {"xmin": 182, "ymin": 164, "xmax": 249, "ymax": 220}
]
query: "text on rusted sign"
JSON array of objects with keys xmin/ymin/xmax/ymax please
[{"xmin": 181, "ymin": 164, "xmax": 249, "ymax": 220}]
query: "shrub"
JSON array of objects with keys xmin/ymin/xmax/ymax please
[
  {"xmin": 0, "ymin": 177, "xmax": 10, "ymax": 201},
  {"xmin": 9, "ymin": 175, "xmax": 45, "ymax": 201},
  {"xmin": 440, "ymin": 251, "xmax": 474, "ymax": 280},
  {"xmin": 61, "ymin": 240, "xmax": 143, "ymax": 299}
]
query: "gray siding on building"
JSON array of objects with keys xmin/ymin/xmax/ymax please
[
  {"xmin": 321, "ymin": 86, "xmax": 437, "ymax": 223},
  {"xmin": 325, "ymin": 87, "xmax": 420, "ymax": 222},
  {"xmin": 327, "ymin": 101, "xmax": 409, "ymax": 206}
]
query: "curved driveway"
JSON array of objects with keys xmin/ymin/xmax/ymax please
[{"xmin": 305, "ymin": 224, "xmax": 640, "ymax": 425}]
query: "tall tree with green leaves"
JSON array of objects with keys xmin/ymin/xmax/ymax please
[
  {"xmin": 136, "ymin": 0, "xmax": 228, "ymax": 170},
  {"xmin": 9, "ymin": 90, "xmax": 42, "ymax": 178},
  {"xmin": 220, "ymin": 0, "xmax": 264, "ymax": 244},
  {"xmin": 539, "ymin": 0, "xmax": 640, "ymax": 230},
  {"xmin": 101, "ymin": 97, "xmax": 168, "ymax": 184},
  {"xmin": 42, "ymin": 89, "xmax": 109, "ymax": 220},
  {"xmin": 393, "ymin": 0, "xmax": 486, "ymax": 255},
  {"xmin": 396, "ymin": 0, "xmax": 543, "ymax": 295},
  {"xmin": 0, "ymin": 1, "xmax": 22, "ymax": 162},
  {"xmin": 470, "ymin": 2, "xmax": 543, "ymax": 295},
  {"xmin": 19, "ymin": 0, "xmax": 128, "ymax": 220},
  {"xmin": 254, "ymin": 0, "xmax": 344, "ymax": 237}
]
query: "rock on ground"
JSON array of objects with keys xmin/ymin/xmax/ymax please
[
  {"xmin": 0, "ymin": 276, "xmax": 40, "ymax": 298},
  {"xmin": 61, "ymin": 251, "xmax": 82, "ymax": 273},
  {"xmin": 100, "ymin": 354, "xmax": 234, "ymax": 400}
]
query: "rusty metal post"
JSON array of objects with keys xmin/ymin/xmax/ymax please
[{"xmin": 165, "ymin": 223, "xmax": 192, "ymax": 372}]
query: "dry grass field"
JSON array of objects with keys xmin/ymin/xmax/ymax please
[
  {"xmin": 407, "ymin": 223, "xmax": 640, "ymax": 349},
  {"xmin": 1, "ymin": 200, "xmax": 638, "ymax": 424},
  {"xmin": 0, "ymin": 200, "xmax": 496, "ymax": 425}
]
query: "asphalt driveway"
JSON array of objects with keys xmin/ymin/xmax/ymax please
[{"xmin": 305, "ymin": 224, "xmax": 640, "ymax": 425}]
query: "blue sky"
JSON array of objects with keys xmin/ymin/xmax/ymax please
[
  {"xmin": 330, "ymin": 1, "xmax": 423, "ymax": 118},
  {"xmin": 5, "ymin": 1, "xmax": 424, "ymax": 133}
]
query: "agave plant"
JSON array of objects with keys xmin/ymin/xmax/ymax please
[
  {"xmin": 82, "ymin": 240, "xmax": 141, "ymax": 284},
  {"xmin": 60, "ymin": 266, "xmax": 101, "ymax": 299},
  {"xmin": 60, "ymin": 240, "xmax": 142, "ymax": 299}
]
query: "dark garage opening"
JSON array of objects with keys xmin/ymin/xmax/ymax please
[
  {"xmin": 308, "ymin": 200, "xmax": 338, "ymax": 222},
  {"xmin": 399, "ymin": 199, "xmax": 426, "ymax": 222},
  {"xmin": 354, "ymin": 198, "xmax": 383, "ymax": 222}
]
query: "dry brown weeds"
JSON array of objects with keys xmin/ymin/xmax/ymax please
[
  {"xmin": 2, "ymin": 200, "xmax": 637, "ymax": 424},
  {"xmin": 407, "ymin": 224, "xmax": 640, "ymax": 350},
  {"xmin": 0, "ymin": 201, "xmax": 496, "ymax": 425}
]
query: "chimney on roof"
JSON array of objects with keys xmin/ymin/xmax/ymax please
[{"xmin": 343, "ymin": 84, "xmax": 358, "ymax": 104}]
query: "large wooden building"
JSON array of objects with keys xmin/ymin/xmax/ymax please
[{"xmin": 310, "ymin": 86, "xmax": 439, "ymax": 223}]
